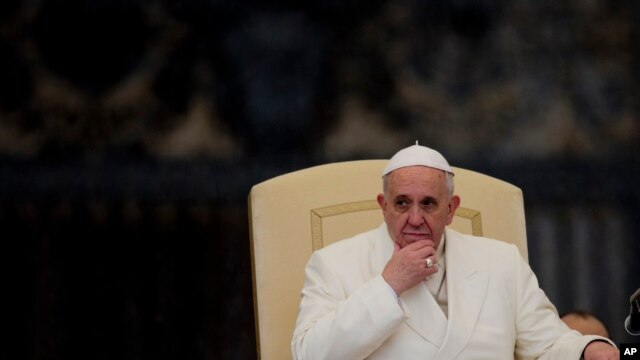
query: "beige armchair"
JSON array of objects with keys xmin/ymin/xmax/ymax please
[{"xmin": 248, "ymin": 160, "xmax": 528, "ymax": 360}]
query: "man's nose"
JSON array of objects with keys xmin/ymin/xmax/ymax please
[{"xmin": 407, "ymin": 206, "xmax": 424, "ymax": 226}]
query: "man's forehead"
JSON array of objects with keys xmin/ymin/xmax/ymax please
[
  {"xmin": 387, "ymin": 168, "xmax": 447, "ymax": 194},
  {"xmin": 388, "ymin": 166, "xmax": 447, "ymax": 181}
]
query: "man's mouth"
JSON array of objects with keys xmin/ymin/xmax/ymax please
[{"xmin": 403, "ymin": 232, "xmax": 431, "ymax": 240}]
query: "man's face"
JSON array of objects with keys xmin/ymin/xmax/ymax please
[{"xmin": 377, "ymin": 166, "xmax": 460, "ymax": 249}]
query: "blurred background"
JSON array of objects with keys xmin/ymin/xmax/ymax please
[{"xmin": 1, "ymin": 0, "xmax": 639, "ymax": 358}]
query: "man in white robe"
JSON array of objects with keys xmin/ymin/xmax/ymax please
[{"xmin": 292, "ymin": 144, "xmax": 618, "ymax": 359}]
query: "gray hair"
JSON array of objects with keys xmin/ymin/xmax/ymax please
[{"xmin": 382, "ymin": 170, "xmax": 455, "ymax": 198}]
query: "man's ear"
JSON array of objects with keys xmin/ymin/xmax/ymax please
[
  {"xmin": 446, "ymin": 195, "xmax": 461, "ymax": 224},
  {"xmin": 377, "ymin": 193, "xmax": 386, "ymax": 213}
]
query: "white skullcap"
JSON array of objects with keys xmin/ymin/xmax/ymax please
[{"xmin": 382, "ymin": 142, "xmax": 454, "ymax": 176}]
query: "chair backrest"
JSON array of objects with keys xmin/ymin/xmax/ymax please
[{"xmin": 248, "ymin": 160, "xmax": 528, "ymax": 360}]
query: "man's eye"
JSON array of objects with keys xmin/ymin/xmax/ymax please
[{"xmin": 422, "ymin": 199, "xmax": 437, "ymax": 207}]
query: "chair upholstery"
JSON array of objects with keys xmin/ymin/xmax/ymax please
[{"xmin": 248, "ymin": 159, "xmax": 528, "ymax": 360}]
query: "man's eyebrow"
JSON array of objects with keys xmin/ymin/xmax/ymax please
[{"xmin": 392, "ymin": 195, "xmax": 409, "ymax": 201}]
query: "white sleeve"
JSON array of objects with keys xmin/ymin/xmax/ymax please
[
  {"xmin": 512, "ymin": 246, "xmax": 615, "ymax": 360},
  {"xmin": 292, "ymin": 251, "xmax": 407, "ymax": 360}
]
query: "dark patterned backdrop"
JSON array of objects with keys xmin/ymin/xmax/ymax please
[{"xmin": 1, "ymin": 0, "xmax": 639, "ymax": 358}]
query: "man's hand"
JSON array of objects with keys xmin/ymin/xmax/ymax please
[
  {"xmin": 583, "ymin": 340, "xmax": 619, "ymax": 360},
  {"xmin": 382, "ymin": 240, "xmax": 438, "ymax": 296}
]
